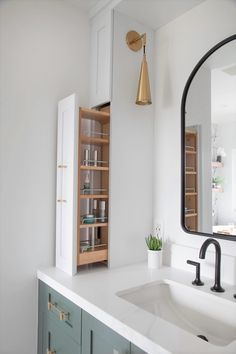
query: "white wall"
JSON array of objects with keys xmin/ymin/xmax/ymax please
[
  {"xmin": 186, "ymin": 66, "xmax": 212, "ymax": 233},
  {"xmin": 215, "ymin": 120, "xmax": 236, "ymax": 225},
  {"xmin": 0, "ymin": 1, "xmax": 89, "ymax": 353},
  {"xmin": 154, "ymin": 0, "xmax": 236, "ymax": 284},
  {"xmin": 110, "ymin": 11, "xmax": 154, "ymax": 267}
]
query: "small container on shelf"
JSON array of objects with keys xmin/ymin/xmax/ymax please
[
  {"xmin": 90, "ymin": 227, "xmax": 96, "ymax": 248},
  {"xmin": 83, "ymin": 149, "xmax": 90, "ymax": 166},
  {"xmin": 81, "ymin": 214, "xmax": 95, "ymax": 224},
  {"xmin": 92, "ymin": 199, "xmax": 98, "ymax": 217},
  {"xmin": 80, "ymin": 240, "xmax": 91, "ymax": 253},
  {"xmin": 99, "ymin": 201, "xmax": 106, "ymax": 222},
  {"xmin": 83, "ymin": 172, "xmax": 90, "ymax": 194},
  {"xmin": 93, "ymin": 150, "xmax": 98, "ymax": 166},
  {"xmin": 185, "ymin": 208, "xmax": 195, "ymax": 215}
]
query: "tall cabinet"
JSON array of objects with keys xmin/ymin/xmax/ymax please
[
  {"xmin": 78, "ymin": 106, "xmax": 110, "ymax": 266},
  {"xmin": 185, "ymin": 130, "xmax": 198, "ymax": 232},
  {"xmin": 56, "ymin": 94, "xmax": 110, "ymax": 274}
]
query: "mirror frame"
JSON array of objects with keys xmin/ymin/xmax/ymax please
[{"xmin": 181, "ymin": 34, "xmax": 236, "ymax": 241}]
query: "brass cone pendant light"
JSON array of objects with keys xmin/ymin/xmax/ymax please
[
  {"xmin": 136, "ymin": 48, "xmax": 152, "ymax": 105},
  {"xmin": 126, "ymin": 30, "xmax": 152, "ymax": 105}
]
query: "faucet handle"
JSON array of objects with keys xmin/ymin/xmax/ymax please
[{"xmin": 187, "ymin": 260, "xmax": 204, "ymax": 286}]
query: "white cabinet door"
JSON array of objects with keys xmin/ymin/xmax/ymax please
[
  {"xmin": 90, "ymin": 9, "xmax": 113, "ymax": 107},
  {"xmin": 56, "ymin": 94, "xmax": 78, "ymax": 275}
]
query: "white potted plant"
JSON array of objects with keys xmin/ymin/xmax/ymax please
[{"xmin": 145, "ymin": 234, "xmax": 162, "ymax": 269}]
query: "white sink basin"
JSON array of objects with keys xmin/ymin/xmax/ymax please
[{"xmin": 117, "ymin": 280, "xmax": 236, "ymax": 347}]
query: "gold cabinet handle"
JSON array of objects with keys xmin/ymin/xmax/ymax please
[
  {"xmin": 57, "ymin": 199, "xmax": 67, "ymax": 203},
  {"xmin": 58, "ymin": 165, "xmax": 67, "ymax": 168},
  {"xmin": 48, "ymin": 301, "xmax": 69, "ymax": 321}
]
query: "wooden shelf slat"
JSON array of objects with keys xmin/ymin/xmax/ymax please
[
  {"xmin": 79, "ymin": 222, "xmax": 108, "ymax": 229},
  {"xmin": 185, "ymin": 192, "xmax": 197, "ymax": 196},
  {"xmin": 78, "ymin": 245, "xmax": 108, "ymax": 266},
  {"xmin": 212, "ymin": 188, "xmax": 224, "ymax": 193},
  {"xmin": 80, "ymin": 107, "xmax": 110, "ymax": 124},
  {"xmin": 80, "ymin": 194, "xmax": 109, "ymax": 199},
  {"xmin": 185, "ymin": 171, "xmax": 197, "ymax": 175},
  {"xmin": 80, "ymin": 166, "xmax": 109, "ymax": 171},
  {"xmin": 212, "ymin": 161, "xmax": 224, "ymax": 168},
  {"xmin": 185, "ymin": 130, "xmax": 197, "ymax": 135},
  {"xmin": 81, "ymin": 136, "xmax": 109, "ymax": 145},
  {"xmin": 185, "ymin": 150, "xmax": 197, "ymax": 154},
  {"xmin": 185, "ymin": 213, "xmax": 198, "ymax": 218}
]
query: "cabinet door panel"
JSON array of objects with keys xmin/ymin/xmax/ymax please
[
  {"xmin": 90, "ymin": 9, "xmax": 113, "ymax": 107},
  {"xmin": 39, "ymin": 281, "xmax": 81, "ymax": 344},
  {"xmin": 82, "ymin": 311, "xmax": 130, "ymax": 354},
  {"xmin": 56, "ymin": 93, "xmax": 78, "ymax": 275},
  {"xmin": 42, "ymin": 316, "xmax": 80, "ymax": 354}
]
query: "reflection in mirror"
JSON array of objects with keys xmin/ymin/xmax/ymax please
[{"xmin": 182, "ymin": 36, "xmax": 236, "ymax": 239}]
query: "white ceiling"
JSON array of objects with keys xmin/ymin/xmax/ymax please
[
  {"xmin": 65, "ymin": 0, "xmax": 101, "ymax": 11},
  {"xmin": 66, "ymin": 0, "xmax": 205, "ymax": 26},
  {"xmin": 116, "ymin": 0, "xmax": 206, "ymax": 30}
]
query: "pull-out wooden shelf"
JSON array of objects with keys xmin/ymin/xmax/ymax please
[
  {"xmin": 78, "ymin": 245, "xmax": 108, "ymax": 266},
  {"xmin": 80, "ymin": 194, "xmax": 109, "ymax": 199},
  {"xmin": 78, "ymin": 105, "xmax": 110, "ymax": 268},
  {"xmin": 185, "ymin": 171, "xmax": 197, "ymax": 175},
  {"xmin": 185, "ymin": 130, "xmax": 198, "ymax": 232},
  {"xmin": 185, "ymin": 150, "xmax": 196, "ymax": 155},
  {"xmin": 80, "ymin": 107, "xmax": 110, "ymax": 124},
  {"xmin": 81, "ymin": 136, "xmax": 109, "ymax": 145},
  {"xmin": 80, "ymin": 166, "xmax": 109, "ymax": 171},
  {"xmin": 79, "ymin": 222, "xmax": 108, "ymax": 229},
  {"xmin": 185, "ymin": 213, "xmax": 198, "ymax": 218}
]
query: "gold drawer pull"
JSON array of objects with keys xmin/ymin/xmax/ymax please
[
  {"xmin": 47, "ymin": 350, "xmax": 56, "ymax": 354},
  {"xmin": 58, "ymin": 165, "xmax": 67, "ymax": 169},
  {"xmin": 57, "ymin": 199, "xmax": 67, "ymax": 203},
  {"xmin": 48, "ymin": 301, "xmax": 69, "ymax": 321}
]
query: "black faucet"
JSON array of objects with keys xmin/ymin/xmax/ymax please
[{"xmin": 199, "ymin": 238, "xmax": 225, "ymax": 293}]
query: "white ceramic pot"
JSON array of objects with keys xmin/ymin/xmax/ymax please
[{"xmin": 148, "ymin": 249, "xmax": 162, "ymax": 269}]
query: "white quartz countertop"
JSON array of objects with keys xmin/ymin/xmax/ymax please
[{"xmin": 37, "ymin": 264, "xmax": 236, "ymax": 354}]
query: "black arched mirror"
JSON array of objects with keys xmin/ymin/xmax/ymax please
[{"xmin": 181, "ymin": 34, "xmax": 236, "ymax": 241}]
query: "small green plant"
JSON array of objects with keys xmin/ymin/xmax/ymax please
[
  {"xmin": 212, "ymin": 176, "xmax": 224, "ymax": 186},
  {"xmin": 145, "ymin": 234, "xmax": 162, "ymax": 251}
]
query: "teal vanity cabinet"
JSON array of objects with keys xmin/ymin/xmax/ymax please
[
  {"xmin": 38, "ymin": 281, "xmax": 147, "ymax": 354},
  {"xmin": 82, "ymin": 311, "xmax": 130, "ymax": 354},
  {"xmin": 38, "ymin": 281, "xmax": 82, "ymax": 354},
  {"xmin": 42, "ymin": 316, "xmax": 80, "ymax": 354}
]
